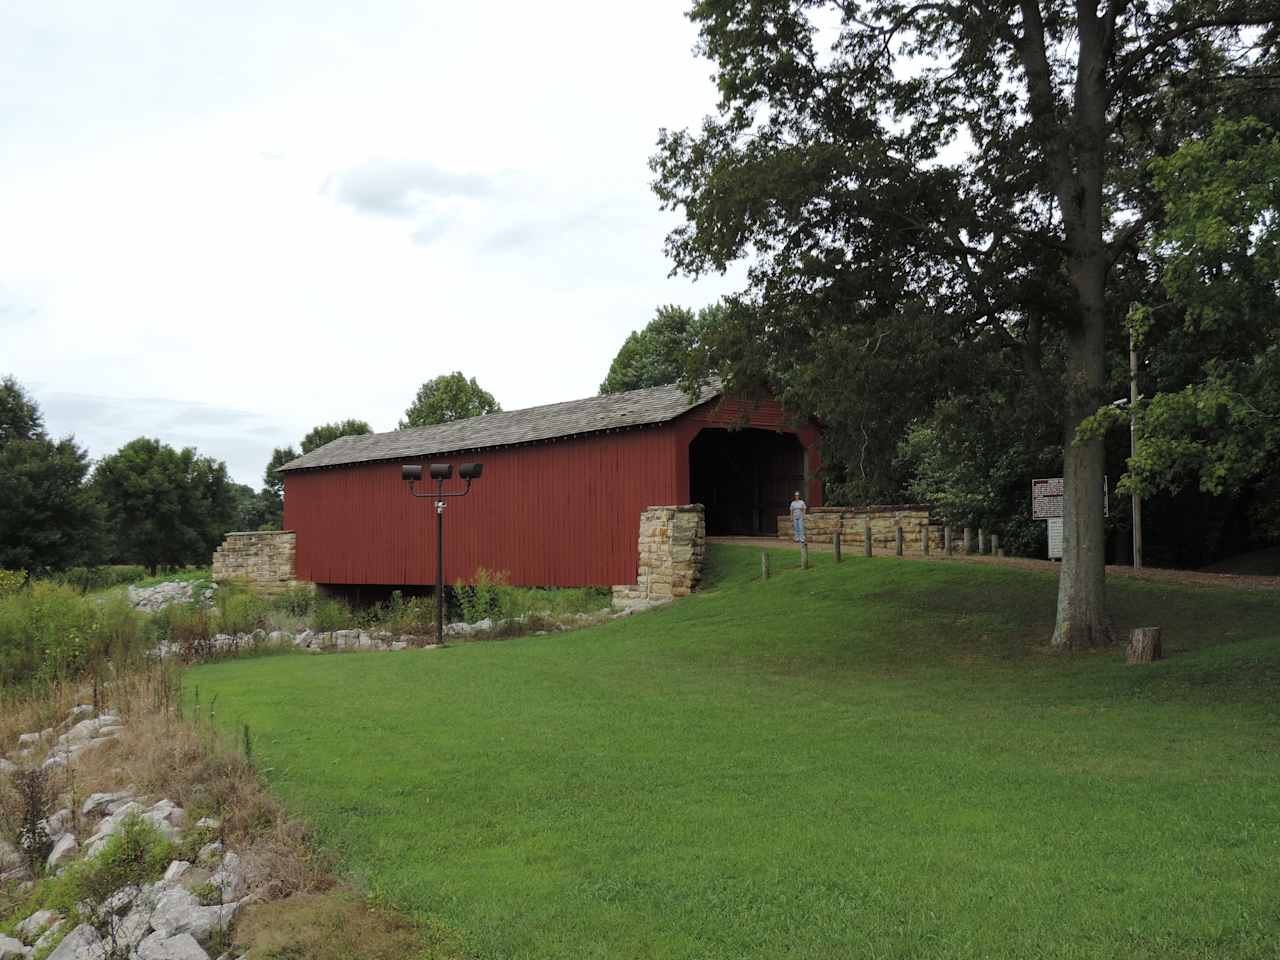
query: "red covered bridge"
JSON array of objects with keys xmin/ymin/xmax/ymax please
[{"xmin": 279, "ymin": 382, "xmax": 821, "ymax": 589}]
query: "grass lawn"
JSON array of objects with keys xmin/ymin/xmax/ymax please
[{"xmin": 190, "ymin": 546, "xmax": 1280, "ymax": 959}]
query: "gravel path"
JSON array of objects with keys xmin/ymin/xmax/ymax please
[{"xmin": 708, "ymin": 536, "xmax": 1280, "ymax": 592}]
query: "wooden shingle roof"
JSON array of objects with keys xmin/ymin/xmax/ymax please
[{"xmin": 279, "ymin": 380, "xmax": 722, "ymax": 473}]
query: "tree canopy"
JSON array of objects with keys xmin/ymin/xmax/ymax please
[
  {"xmin": 301, "ymin": 419, "xmax": 372, "ymax": 454},
  {"xmin": 653, "ymin": 0, "xmax": 1277, "ymax": 648},
  {"xmin": 600, "ymin": 304, "xmax": 724, "ymax": 394},
  {"xmin": 93, "ymin": 438, "xmax": 236, "ymax": 572},
  {"xmin": 400, "ymin": 373, "xmax": 501, "ymax": 428},
  {"xmin": 0, "ymin": 377, "xmax": 102, "ymax": 573}
]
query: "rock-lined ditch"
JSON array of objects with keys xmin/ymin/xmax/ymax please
[{"xmin": 1, "ymin": 707, "xmax": 255, "ymax": 960}]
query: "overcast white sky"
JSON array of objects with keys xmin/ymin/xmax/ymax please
[{"xmin": 1, "ymin": 1, "xmax": 745, "ymax": 486}]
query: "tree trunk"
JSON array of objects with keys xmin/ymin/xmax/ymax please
[
  {"xmin": 1127, "ymin": 627, "xmax": 1162, "ymax": 664},
  {"xmin": 1052, "ymin": 262, "xmax": 1114, "ymax": 650}
]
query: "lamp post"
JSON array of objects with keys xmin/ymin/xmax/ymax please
[{"xmin": 402, "ymin": 461, "xmax": 483, "ymax": 647}]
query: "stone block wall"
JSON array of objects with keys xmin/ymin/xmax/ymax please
[
  {"xmin": 211, "ymin": 531, "xmax": 310, "ymax": 595},
  {"xmin": 777, "ymin": 505, "xmax": 948, "ymax": 553},
  {"xmin": 613, "ymin": 505, "xmax": 706, "ymax": 606}
]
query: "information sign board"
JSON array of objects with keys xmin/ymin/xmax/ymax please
[
  {"xmin": 1047, "ymin": 517, "xmax": 1064, "ymax": 559},
  {"xmin": 1032, "ymin": 477, "xmax": 1064, "ymax": 519}
]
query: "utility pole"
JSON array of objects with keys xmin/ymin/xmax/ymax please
[{"xmin": 1130, "ymin": 325, "xmax": 1143, "ymax": 569}]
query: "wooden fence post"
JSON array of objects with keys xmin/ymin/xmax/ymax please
[
  {"xmin": 864, "ymin": 519, "xmax": 873, "ymax": 557},
  {"xmin": 1127, "ymin": 627, "xmax": 1162, "ymax": 664},
  {"xmin": 895, "ymin": 526, "xmax": 904, "ymax": 556},
  {"xmin": 761, "ymin": 552, "xmax": 769, "ymax": 580},
  {"xmin": 963, "ymin": 527, "xmax": 974, "ymax": 554},
  {"xmin": 800, "ymin": 543, "xmax": 809, "ymax": 569},
  {"xmin": 978, "ymin": 528, "xmax": 987, "ymax": 554},
  {"xmin": 991, "ymin": 534, "xmax": 1001, "ymax": 557},
  {"xmin": 833, "ymin": 531, "xmax": 843, "ymax": 563},
  {"xmin": 944, "ymin": 526, "xmax": 952, "ymax": 556}
]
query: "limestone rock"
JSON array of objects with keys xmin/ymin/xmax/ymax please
[
  {"xmin": 0, "ymin": 934, "xmax": 26, "ymax": 959},
  {"xmin": 165, "ymin": 860, "xmax": 192, "ymax": 882},
  {"xmin": 149, "ymin": 885, "xmax": 241, "ymax": 943},
  {"xmin": 0, "ymin": 758, "xmax": 15, "ymax": 775},
  {"xmin": 46, "ymin": 923, "xmax": 104, "ymax": 960},
  {"xmin": 197, "ymin": 841, "xmax": 223, "ymax": 863},
  {"xmin": 83, "ymin": 790, "xmax": 133, "ymax": 817},
  {"xmin": 17, "ymin": 908, "xmax": 60, "ymax": 943},
  {"xmin": 136, "ymin": 932, "xmax": 210, "ymax": 960},
  {"xmin": 195, "ymin": 817, "xmax": 220, "ymax": 830},
  {"xmin": 31, "ymin": 920, "xmax": 66, "ymax": 954},
  {"xmin": 209, "ymin": 852, "xmax": 249, "ymax": 900},
  {"xmin": 46, "ymin": 833, "xmax": 79, "ymax": 871}
]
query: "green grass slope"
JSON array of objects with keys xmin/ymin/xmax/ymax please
[{"xmin": 190, "ymin": 546, "xmax": 1280, "ymax": 960}]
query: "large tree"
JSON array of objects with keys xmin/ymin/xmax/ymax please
[
  {"xmin": 259, "ymin": 419, "xmax": 373, "ymax": 527},
  {"xmin": 0, "ymin": 377, "xmax": 103, "ymax": 573},
  {"xmin": 600, "ymin": 304, "xmax": 724, "ymax": 394},
  {"xmin": 653, "ymin": 0, "xmax": 1276, "ymax": 648},
  {"xmin": 94, "ymin": 438, "xmax": 236, "ymax": 571},
  {"xmin": 400, "ymin": 373, "xmax": 501, "ymax": 428}
]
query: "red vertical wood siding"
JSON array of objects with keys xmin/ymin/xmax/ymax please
[{"xmin": 283, "ymin": 397, "xmax": 820, "ymax": 588}]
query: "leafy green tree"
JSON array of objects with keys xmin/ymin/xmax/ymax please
[
  {"xmin": 1085, "ymin": 118, "xmax": 1280, "ymax": 545},
  {"xmin": 652, "ymin": 1, "xmax": 1275, "ymax": 649},
  {"xmin": 0, "ymin": 375, "xmax": 43, "ymax": 446},
  {"xmin": 301, "ymin": 419, "xmax": 372, "ymax": 454},
  {"xmin": 600, "ymin": 304, "xmax": 724, "ymax": 394},
  {"xmin": 0, "ymin": 377, "xmax": 103, "ymax": 573},
  {"xmin": 93, "ymin": 438, "xmax": 236, "ymax": 572},
  {"xmin": 400, "ymin": 373, "xmax": 501, "ymax": 428},
  {"xmin": 259, "ymin": 420, "xmax": 372, "ymax": 527}
]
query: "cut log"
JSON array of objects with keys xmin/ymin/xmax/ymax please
[{"xmin": 1126, "ymin": 627, "xmax": 1162, "ymax": 664}]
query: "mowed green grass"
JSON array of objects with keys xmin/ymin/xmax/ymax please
[{"xmin": 190, "ymin": 547, "xmax": 1280, "ymax": 959}]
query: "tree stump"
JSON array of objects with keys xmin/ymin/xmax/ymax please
[{"xmin": 1127, "ymin": 627, "xmax": 1162, "ymax": 664}]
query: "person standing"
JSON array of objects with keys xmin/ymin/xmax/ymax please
[{"xmin": 789, "ymin": 490, "xmax": 807, "ymax": 544}]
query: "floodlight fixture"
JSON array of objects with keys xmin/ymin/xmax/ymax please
[{"xmin": 401, "ymin": 459, "xmax": 485, "ymax": 647}]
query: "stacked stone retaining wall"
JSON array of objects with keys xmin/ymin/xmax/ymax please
[
  {"xmin": 613, "ymin": 505, "xmax": 706, "ymax": 607},
  {"xmin": 778, "ymin": 505, "xmax": 946, "ymax": 552},
  {"xmin": 211, "ymin": 531, "xmax": 310, "ymax": 595}
]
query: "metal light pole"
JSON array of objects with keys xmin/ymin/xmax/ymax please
[
  {"xmin": 402, "ymin": 462, "xmax": 483, "ymax": 646},
  {"xmin": 1129, "ymin": 327, "xmax": 1143, "ymax": 569}
]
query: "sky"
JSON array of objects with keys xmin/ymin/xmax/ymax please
[{"xmin": 0, "ymin": 1, "xmax": 746, "ymax": 486}]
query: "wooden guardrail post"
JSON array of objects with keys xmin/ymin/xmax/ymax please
[
  {"xmin": 864, "ymin": 519, "xmax": 873, "ymax": 557},
  {"xmin": 761, "ymin": 552, "xmax": 769, "ymax": 580},
  {"xmin": 963, "ymin": 527, "xmax": 974, "ymax": 554},
  {"xmin": 921, "ymin": 523, "xmax": 930, "ymax": 556},
  {"xmin": 800, "ymin": 543, "xmax": 809, "ymax": 569},
  {"xmin": 944, "ymin": 526, "xmax": 952, "ymax": 556},
  {"xmin": 895, "ymin": 526, "xmax": 904, "ymax": 556},
  {"xmin": 978, "ymin": 528, "xmax": 987, "ymax": 554},
  {"xmin": 991, "ymin": 533, "xmax": 1001, "ymax": 557},
  {"xmin": 833, "ymin": 531, "xmax": 843, "ymax": 563}
]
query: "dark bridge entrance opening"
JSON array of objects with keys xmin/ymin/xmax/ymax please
[{"xmin": 690, "ymin": 427, "xmax": 805, "ymax": 536}]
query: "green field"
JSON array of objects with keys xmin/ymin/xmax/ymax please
[{"xmin": 190, "ymin": 546, "xmax": 1280, "ymax": 959}]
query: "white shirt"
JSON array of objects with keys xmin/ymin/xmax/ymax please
[{"xmin": 790, "ymin": 499, "xmax": 807, "ymax": 519}]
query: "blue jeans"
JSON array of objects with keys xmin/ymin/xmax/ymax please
[{"xmin": 792, "ymin": 515, "xmax": 805, "ymax": 543}]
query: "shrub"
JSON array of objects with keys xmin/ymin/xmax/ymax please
[
  {"xmin": 275, "ymin": 584, "xmax": 316, "ymax": 617},
  {"xmin": 375, "ymin": 591, "xmax": 434, "ymax": 636},
  {"xmin": 0, "ymin": 569, "xmax": 26, "ymax": 598},
  {"xmin": 216, "ymin": 587, "xmax": 270, "ymax": 636},
  {"xmin": 312, "ymin": 598, "xmax": 354, "ymax": 633},
  {"xmin": 56, "ymin": 565, "xmax": 148, "ymax": 592}
]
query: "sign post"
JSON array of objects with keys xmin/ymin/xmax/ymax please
[{"xmin": 1032, "ymin": 478, "xmax": 1064, "ymax": 560}]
